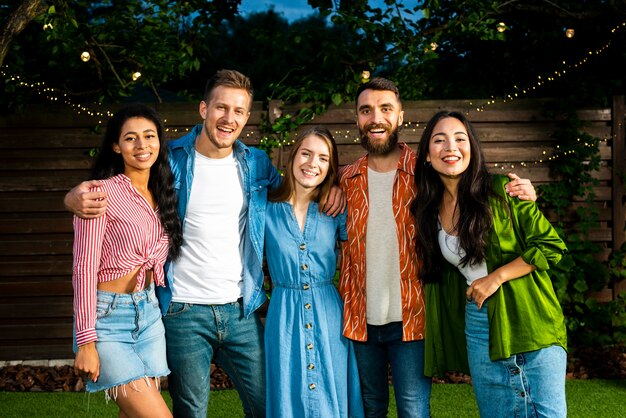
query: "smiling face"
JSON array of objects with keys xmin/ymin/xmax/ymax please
[
  {"xmin": 356, "ymin": 89, "xmax": 404, "ymax": 155},
  {"xmin": 427, "ymin": 116, "xmax": 471, "ymax": 178},
  {"xmin": 198, "ymin": 85, "xmax": 251, "ymax": 157},
  {"xmin": 112, "ymin": 117, "xmax": 160, "ymax": 174},
  {"xmin": 292, "ymin": 134, "xmax": 331, "ymax": 194}
]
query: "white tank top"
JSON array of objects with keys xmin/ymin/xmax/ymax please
[{"xmin": 438, "ymin": 226, "xmax": 488, "ymax": 286}]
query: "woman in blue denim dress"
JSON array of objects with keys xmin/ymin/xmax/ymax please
[
  {"xmin": 264, "ymin": 126, "xmax": 364, "ymax": 417},
  {"xmin": 411, "ymin": 111, "xmax": 568, "ymax": 417}
]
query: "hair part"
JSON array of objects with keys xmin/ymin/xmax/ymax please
[
  {"xmin": 91, "ymin": 104, "xmax": 183, "ymax": 259},
  {"xmin": 203, "ymin": 69, "xmax": 253, "ymax": 109},
  {"xmin": 410, "ymin": 110, "xmax": 495, "ymax": 282},
  {"xmin": 269, "ymin": 125, "xmax": 339, "ymax": 210}
]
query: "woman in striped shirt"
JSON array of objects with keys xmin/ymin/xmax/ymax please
[{"xmin": 72, "ymin": 104, "xmax": 182, "ymax": 417}]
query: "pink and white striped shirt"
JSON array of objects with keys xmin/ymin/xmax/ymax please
[{"xmin": 72, "ymin": 174, "xmax": 170, "ymax": 346}]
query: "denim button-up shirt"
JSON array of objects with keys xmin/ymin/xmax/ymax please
[{"xmin": 155, "ymin": 124, "xmax": 281, "ymax": 318}]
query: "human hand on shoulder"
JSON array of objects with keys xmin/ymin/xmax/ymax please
[
  {"xmin": 64, "ymin": 180, "xmax": 108, "ymax": 219},
  {"xmin": 323, "ymin": 185, "xmax": 346, "ymax": 217},
  {"xmin": 505, "ymin": 173, "xmax": 536, "ymax": 202}
]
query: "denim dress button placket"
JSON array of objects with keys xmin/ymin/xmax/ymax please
[{"xmin": 300, "ymin": 241, "xmax": 317, "ymax": 402}]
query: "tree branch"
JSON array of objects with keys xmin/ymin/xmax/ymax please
[{"xmin": 0, "ymin": 0, "xmax": 48, "ymax": 66}]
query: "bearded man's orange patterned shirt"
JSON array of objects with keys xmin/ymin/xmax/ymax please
[{"xmin": 338, "ymin": 143, "xmax": 425, "ymax": 342}]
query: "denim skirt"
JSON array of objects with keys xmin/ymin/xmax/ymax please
[
  {"xmin": 75, "ymin": 283, "xmax": 170, "ymax": 393},
  {"xmin": 465, "ymin": 300, "xmax": 566, "ymax": 418}
]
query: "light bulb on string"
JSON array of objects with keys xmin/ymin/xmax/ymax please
[
  {"xmin": 132, "ymin": 71, "xmax": 141, "ymax": 81},
  {"xmin": 469, "ymin": 19, "xmax": 626, "ymax": 113},
  {"xmin": 80, "ymin": 51, "xmax": 90, "ymax": 62}
]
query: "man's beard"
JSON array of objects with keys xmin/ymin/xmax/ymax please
[{"xmin": 359, "ymin": 123, "xmax": 399, "ymax": 156}]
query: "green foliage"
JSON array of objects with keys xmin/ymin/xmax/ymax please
[
  {"xmin": 538, "ymin": 107, "xmax": 626, "ymax": 347},
  {"xmin": 2, "ymin": 0, "xmax": 241, "ymax": 105},
  {"xmin": 3, "ymin": 0, "xmax": 624, "ymax": 109}
]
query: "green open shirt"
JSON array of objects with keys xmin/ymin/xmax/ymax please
[{"xmin": 424, "ymin": 175, "xmax": 568, "ymax": 377}]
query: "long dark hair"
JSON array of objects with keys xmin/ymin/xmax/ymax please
[
  {"xmin": 411, "ymin": 111, "xmax": 494, "ymax": 282},
  {"xmin": 269, "ymin": 125, "xmax": 339, "ymax": 210},
  {"xmin": 91, "ymin": 104, "xmax": 183, "ymax": 259}
]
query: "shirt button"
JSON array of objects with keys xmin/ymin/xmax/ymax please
[
  {"xmin": 306, "ymin": 343, "xmax": 313, "ymax": 350},
  {"xmin": 308, "ymin": 363, "xmax": 315, "ymax": 370},
  {"xmin": 303, "ymin": 283, "xmax": 310, "ymax": 290},
  {"xmin": 305, "ymin": 323, "xmax": 312, "ymax": 329},
  {"xmin": 301, "ymin": 264, "xmax": 308, "ymax": 271},
  {"xmin": 299, "ymin": 243, "xmax": 306, "ymax": 250},
  {"xmin": 309, "ymin": 383, "xmax": 316, "ymax": 390},
  {"xmin": 304, "ymin": 303, "xmax": 311, "ymax": 309}
]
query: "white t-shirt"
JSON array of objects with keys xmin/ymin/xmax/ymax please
[
  {"xmin": 171, "ymin": 151, "xmax": 247, "ymax": 304},
  {"xmin": 365, "ymin": 168, "xmax": 403, "ymax": 325}
]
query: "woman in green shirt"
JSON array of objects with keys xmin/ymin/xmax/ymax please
[{"xmin": 411, "ymin": 111, "xmax": 567, "ymax": 417}]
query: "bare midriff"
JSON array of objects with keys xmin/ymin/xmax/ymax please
[{"xmin": 97, "ymin": 267, "xmax": 154, "ymax": 294}]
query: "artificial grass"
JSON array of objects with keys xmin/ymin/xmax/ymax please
[{"xmin": 1, "ymin": 380, "xmax": 625, "ymax": 417}]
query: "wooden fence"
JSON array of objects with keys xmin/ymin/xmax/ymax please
[{"xmin": 0, "ymin": 97, "xmax": 624, "ymax": 361}]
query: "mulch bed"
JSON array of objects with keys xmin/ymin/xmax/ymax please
[
  {"xmin": 1, "ymin": 345, "xmax": 625, "ymax": 392},
  {"xmin": 0, "ymin": 363, "xmax": 234, "ymax": 392}
]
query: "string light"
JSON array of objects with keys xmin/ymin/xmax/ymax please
[
  {"xmin": 3, "ymin": 20, "xmax": 624, "ymax": 153},
  {"xmin": 471, "ymin": 20, "xmax": 625, "ymax": 112},
  {"xmin": 1, "ymin": 65, "xmax": 113, "ymax": 123}
]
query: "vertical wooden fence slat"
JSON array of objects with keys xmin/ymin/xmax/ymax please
[{"xmin": 612, "ymin": 95, "xmax": 626, "ymax": 297}]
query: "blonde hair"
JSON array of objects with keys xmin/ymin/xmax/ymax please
[{"xmin": 203, "ymin": 69, "xmax": 253, "ymax": 108}]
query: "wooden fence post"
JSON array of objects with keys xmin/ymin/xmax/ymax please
[{"xmin": 612, "ymin": 95, "xmax": 626, "ymax": 297}]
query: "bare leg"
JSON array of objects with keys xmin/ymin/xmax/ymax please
[{"xmin": 114, "ymin": 378, "xmax": 172, "ymax": 418}]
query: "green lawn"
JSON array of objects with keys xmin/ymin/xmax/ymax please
[{"xmin": 1, "ymin": 380, "xmax": 625, "ymax": 417}]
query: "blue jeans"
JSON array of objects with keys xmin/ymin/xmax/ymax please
[
  {"xmin": 465, "ymin": 300, "xmax": 567, "ymax": 418},
  {"xmin": 353, "ymin": 322, "xmax": 432, "ymax": 418},
  {"xmin": 163, "ymin": 300, "xmax": 266, "ymax": 418}
]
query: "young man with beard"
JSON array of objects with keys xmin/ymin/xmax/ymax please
[
  {"xmin": 338, "ymin": 77, "xmax": 536, "ymax": 417},
  {"xmin": 64, "ymin": 70, "xmax": 344, "ymax": 418}
]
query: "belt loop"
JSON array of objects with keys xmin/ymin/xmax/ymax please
[{"xmin": 111, "ymin": 293, "xmax": 119, "ymax": 309}]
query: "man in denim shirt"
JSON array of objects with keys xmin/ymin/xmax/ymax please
[
  {"xmin": 65, "ymin": 70, "xmax": 343, "ymax": 417},
  {"xmin": 157, "ymin": 70, "xmax": 278, "ymax": 418}
]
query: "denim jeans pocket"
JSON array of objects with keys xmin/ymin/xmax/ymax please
[
  {"xmin": 165, "ymin": 302, "xmax": 191, "ymax": 318},
  {"xmin": 96, "ymin": 298, "xmax": 115, "ymax": 319}
]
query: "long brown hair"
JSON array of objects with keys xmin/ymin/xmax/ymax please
[{"xmin": 269, "ymin": 125, "xmax": 339, "ymax": 210}]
